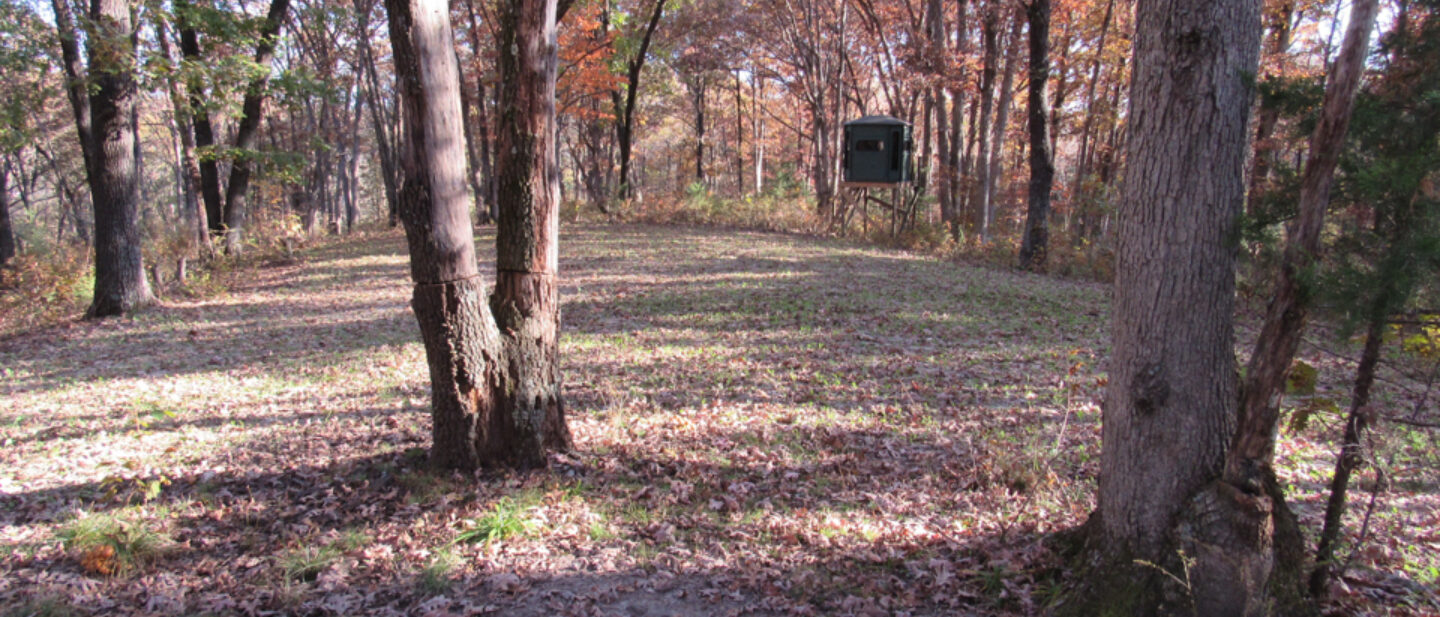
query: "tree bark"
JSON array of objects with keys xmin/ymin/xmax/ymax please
[
  {"xmin": 494, "ymin": 0, "xmax": 572, "ymax": 462},
  {"xmin": 221, "ymin": 0, "xmax": 292, "ymax": 254},
  {"xmin": 1226, "ymin": 0, "xmax": 1379, "ymax": 487},
  {"xmin": 1077, "ymin": 0, "xmax": 1265, "ymax": 613},
  {"xmin": 1019, "ymin": 0, "xmax": 1054, "ymax": 271},
  {"xmin": 387, "ymin": 0, "xmax": 507, "ymax": 470},
  {"xmin": 85, "ymin": 0, "xmax": 154, "ymax": 317},
  {"xmin": 388, "ymin": 0, "xmax": 570, "ymax": 470}
]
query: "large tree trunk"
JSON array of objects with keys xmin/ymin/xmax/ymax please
[
  {"xmin": 221, "ymin": 0, "xmax": 292, "ymax": 254},
  {"xmin": 388, "ymin": 0, "xmax": 570, "ymax": 471},
  {"xmin": 1018, "ymin": 0, "xmax": 1053, "ymax": 271},
  {"xmin": 493, "ymin": 0, "xmax": 572, "ymax": 463},
  {"xmin": 85, "ymin": 0, "xmax": 154, "ymax": 318},
  {"xmin": 387, "ymin": 0, "xmax": 507, "ymax": 470},
  {"xmin": 1074, "ymin": 0, "xmax": 1264, "ymax": 613}
]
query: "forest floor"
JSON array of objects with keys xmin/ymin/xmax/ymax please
[{"xmin": 1, "ymin": 224, "xmax": 1437, "ymax": 616}]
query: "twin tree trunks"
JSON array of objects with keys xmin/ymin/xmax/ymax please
[{"xmin": 387, "ymin": 0, "xmax": 570, "ymax": 471}]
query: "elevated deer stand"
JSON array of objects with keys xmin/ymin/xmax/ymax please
[{"xmin": 841, "ymin": 115, "xmax": 916, "ymax": 236}]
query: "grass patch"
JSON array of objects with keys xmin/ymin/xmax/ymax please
[
  {"xmin": 453, "ymin": 498, "xmax": 537, "ymax": 545},
  {"xmin": 278, "ymin": 545, "xmax": 342, "ymax": 583},
  {"xmin": 55, "ymin": 511, "xmax": 172, "ymax": 576},
  {"xmin": 417, "ymin": 548, "xmax": 459, "ymax": 594}
]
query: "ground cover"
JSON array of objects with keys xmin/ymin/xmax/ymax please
[{"xmin": 1, "ymin": 225, "xmax": 1434, "ymax": 616}]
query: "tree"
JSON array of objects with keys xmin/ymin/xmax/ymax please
[
  {"xmin": 1075, "ymin": 0, "xmax": 1263, "ymax": 613},
  {"xmin": 1308, "ymin": 1, "xmax": 1440, "ymax": 593},
  {"xmin": 175, "ymin": 0, "xmax": 292, "ymax": 253},
  {"xmin": 612, "ymin": 0, "xmax": 665, "ymax": 202},
  {"xmin": 386, "ymin": 0, "xmax": 569, "ymax": 470},
  {"xmin": 1018, "ymin": 0, "xmax": 1053, "ymax": 270},
  {"xmin": 83, "ymin": 0, "xmax": 154, "ymax": 317}
]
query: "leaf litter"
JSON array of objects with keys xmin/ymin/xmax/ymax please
[{"xmin": 0, "ymin": 224, "xmax": 1435, "ymax": 615}]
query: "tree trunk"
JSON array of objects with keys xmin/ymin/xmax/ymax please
[
  {"xmin": 1227, "ymin": 0, "xmax": 1378, "ymax": 487},
  {"xmin": 986, "ymin": 12, "xmax": 1024, "ymax": 232},
  {"xmin": 387, "ymin": 0, "xmax": 509, "ymax": 470},
  {"xmin": 1075, "ymin": 0, "xmax": 1264, "ymax": 613},
  {"xmin": 613, "ymin": 0, "xmax": 665, "ymax": 201},
  {"xmin": 157, "ymin": 17, "xmax": 210, "ymax": 254},
  {"xmin": 752, "ymin": 73, "xmax": 764, "ymax": 194},
  {"xmin": 691, "ymin": 77, "xmax": 707, "ymax": 182},
  {"xmin": 357, "ymin": 0, "xmax": 401, "ymax": 227},
  {"xmin": 1070, "ymin": 0, "xmax": 1115, "ymax": 209},
  {"xmin": 173, "ymin": 0, "xmax": 226, "ymax": 238},
  {"xmin": 1310, "ymin": 313, "xmax": 1383, "ymax": 595},
  {"xmin": 1019, "ymin": 0, "xmax": 1053, "ymax": 271},
  {"xmin": 85, "ymin": 0, "xmax": 154, "ymax": 318},
  {"xmin": 388, "ymin": 0, "xmax": 571, "ymax": 470},
  {"xmin": 972, "ymin": 7, "xmax": 999, "ymax": 239},
  {"xmin": 0, "ymin": 159, "xmax": 14, "ymax": 267},
  {"xmin": 221, "ymin": 0, "xmax": 292, "ymax": 254},
  {"xmin": 1245, "ymin": 0, "xmax": 1297, "ymax": 211},
  {"xmin": 494, "ymin": 0, "xmax": 572, "ymax": 462}
]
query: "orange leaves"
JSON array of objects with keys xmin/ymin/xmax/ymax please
[{"xmin": 80, "ymin": 545, "xmax": 118, "ymax": 576}]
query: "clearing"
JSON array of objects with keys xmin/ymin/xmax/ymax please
[{"xmin": 1, "ymin": 225, "xmax": 1435, "ymax": 616}]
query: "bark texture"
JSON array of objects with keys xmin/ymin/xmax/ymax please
[
  {"xmin": 1079, "ymin": 0, "xmax": 1263, "ymax": 613},
  {"xmin": 495, "ymin": 0, "xmax": 572, "ymax": 463},
  {"xmin": 388, "ymin": 0, "xmax": 499, "ymax": 470},
  {"xmin": 388, "ymin": 0, "xmax": 569, "ymax": 470},
  {"xmin": 85, "ymin": 0, "xmax": 154, "ymax": 318}
]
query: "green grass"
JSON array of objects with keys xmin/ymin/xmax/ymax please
[
  {"xmin": 55, "ymin": 510, "xmax": 172, "ymax": 576},
  {"xmin": 453, "ymin": 498, "xmax": 537, "ymax": 545}
]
